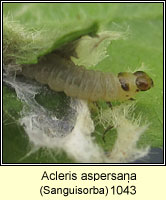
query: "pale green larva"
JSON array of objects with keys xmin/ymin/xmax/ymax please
[{"xmin": 21, "ymin": 53, "xmax": 153, "ymax": 101}]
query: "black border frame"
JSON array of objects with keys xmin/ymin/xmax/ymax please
[{"xmin": 1, "ymin": 0, "xmax": 165, "ymax": 166}]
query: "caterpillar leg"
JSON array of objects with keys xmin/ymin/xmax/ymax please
[
  {"xmin": 88, "ymin": 101, "xmax": 100, "ymax": 113},
  {"xmin": 129, "ymin": 98, "xmax": 136, "ymax": 101},
  {"xmin": 106, "ymin": 101, "xmax": 113, "ymax": 109},
  {"xmin": 94, "ymin": 102, "xmax": 101, "ymax": 110},
  {"xmin": 102, "ymin": 125, "xmax": 113, "ymax": 143}
]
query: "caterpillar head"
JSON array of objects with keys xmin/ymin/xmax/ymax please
[
  {"xmin": 134, "ymin": 71, "xmax": 154, "ymax": 91},
  {"xmin": 118, "ymin": 71, "xmax": 153, "ymax": 100}
]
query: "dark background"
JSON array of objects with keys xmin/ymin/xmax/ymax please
[{"xmin": 131, "ymin": 148, "xmax": 164, "ymax": 164}]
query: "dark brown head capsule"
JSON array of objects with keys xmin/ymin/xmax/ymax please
[{"xmin": 134, "ymin": 71, "xmax": 154, "ymax": 91}]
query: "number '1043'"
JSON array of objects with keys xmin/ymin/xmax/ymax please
[{"xmin": 111, "ymin": 185, "xmax": 136, "ymax": 195}]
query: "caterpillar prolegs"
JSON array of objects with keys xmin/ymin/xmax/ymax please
[{"xmin": 21, "ymin": 53, "xmax": 153, "ymax": 102}]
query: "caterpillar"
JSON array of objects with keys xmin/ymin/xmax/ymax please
[{"xmin": 21, "ymin": 52, "xmax": 153, "ymax": 102}]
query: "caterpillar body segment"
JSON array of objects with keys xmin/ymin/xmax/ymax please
[{"xmin": 21, "ymin": 53, "xmax": 153, "ymax": 102}]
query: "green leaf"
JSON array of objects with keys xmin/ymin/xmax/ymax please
[
  {"xmin": 3, "ymin": 3, "xmax": 163, "ymax": 163},
  {"xmin": 3, "ymin": 3, "xmax": 99, "ymax": 64}
]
